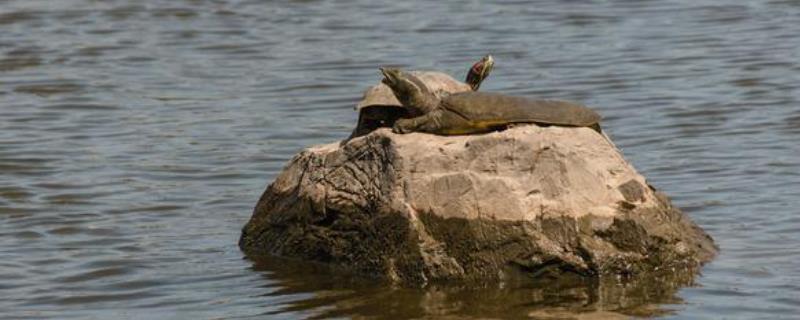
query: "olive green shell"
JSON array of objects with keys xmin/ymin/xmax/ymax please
[{"xmin": 441, "ymin": 92, "xmax": 601, "ymax": 127}]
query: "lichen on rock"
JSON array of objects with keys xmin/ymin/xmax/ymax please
[{"xmin": 239, "ymin": 125, "xmax": 717, "ymax": 284}]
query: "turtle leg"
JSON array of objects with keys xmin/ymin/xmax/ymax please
[
  {"xmin": 393, "ymin": 110, "xmax": 473, "ymax": 135},
  {"xmin": 393, "ymin": 109, "xmax": 452, "ymax": 134},
  {"xmin": 392, "ymin": 114, "xmax": 436, "ymax": 134}
]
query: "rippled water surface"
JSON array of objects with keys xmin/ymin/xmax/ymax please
[{"xmin": 1, "ymin": 0, "xmax": 799, "ymax": 319}]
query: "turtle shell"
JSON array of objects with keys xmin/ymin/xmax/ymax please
[{"xmin": 441, "ymin": 92, "xmax": 601, "ymax": 127}]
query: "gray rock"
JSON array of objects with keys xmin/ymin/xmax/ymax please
[{"xmin": 239, "ymin": 125, "xmax": 717, "ymax": 284}]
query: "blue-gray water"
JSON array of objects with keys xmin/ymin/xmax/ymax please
[{"xmin": 1, "ymin": 0, "xmax": 798, "ymax": 319}]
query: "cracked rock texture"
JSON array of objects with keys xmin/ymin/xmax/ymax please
[{"xmin": 239, "ymin": 126, "xmax": 717, "ymax": 284}]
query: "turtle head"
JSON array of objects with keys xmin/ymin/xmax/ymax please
[
  {"xmin": 465, "ymin": 54, "xmax": 494, "ymax": 91},
  {"xmin": 379, "ymin": 67, "xmax": 420, "ymax": 97},
  {"xmin": 380, "ymin": 67, "xmax": 439, "ymax": 115}
]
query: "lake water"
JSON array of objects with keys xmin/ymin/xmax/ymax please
[{"xmin": 1, "ymin": 0, "xmax": 798, "ymax": 319}]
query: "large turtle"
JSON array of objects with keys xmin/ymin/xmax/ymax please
[
  {"xmin": 380, "ymin": 68, "xmax": 603, "ymax": 135},
  {"xmin": 349, "ymin": 55, "xmax": 494, "ymax": 138}
]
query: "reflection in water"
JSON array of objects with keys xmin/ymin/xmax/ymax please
[{"xmin": 250, "ymin": 256, "xmax": 696, "ymax": 319}]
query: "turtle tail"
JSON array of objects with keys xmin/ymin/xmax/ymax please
[{"xmin": 590, "ymin": 124, "xmax": 620, "ymax": 150}]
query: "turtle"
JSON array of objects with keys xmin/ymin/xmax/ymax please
[
  {"xmin": 349, "ymin": 55, "xmax": 494, "ymax": 139},
  {"xmin": 379, "ymin": 67, "xmax": 603, "ymax": 136}
]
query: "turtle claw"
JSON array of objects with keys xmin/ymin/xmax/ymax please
[
  {"xmin": 392, "ymin": 119, "xmax": 411, "ymax": 134},
  {"xmin": 392, "ymin": 123, "xmax": 406, "ymax": 134}
]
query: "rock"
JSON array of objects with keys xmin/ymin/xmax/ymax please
[{"xmin": 239, "ymin": 125, "xmax": 717, "ymax": 284}]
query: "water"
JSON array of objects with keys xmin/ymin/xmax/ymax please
[{"xmin": 1, "ymin": 0, "xmax": 798, "ymax": 319}]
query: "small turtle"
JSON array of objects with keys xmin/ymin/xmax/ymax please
[
  {"xmin": 380, "ymin": 68, "xmax": 603, "ymax": 135},
  {"xmin": 350, "ymin": 55, "xmax": 494, "ymax": 138}
]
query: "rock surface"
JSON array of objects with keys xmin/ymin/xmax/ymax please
[{"xmin": 239, "ymin": 125, "xmax": 717, "ymax": 284}]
